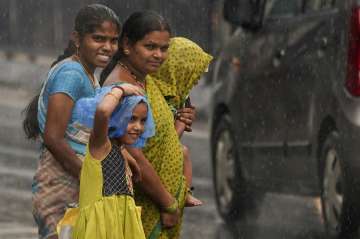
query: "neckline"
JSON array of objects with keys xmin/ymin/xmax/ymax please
[
  {"xmin": 117, "ymin": 61, "xmax": 146, "ymax": 89},
  {"xmin": 72, "ymin": 55, "xmax": 97, "ymax": 88}
]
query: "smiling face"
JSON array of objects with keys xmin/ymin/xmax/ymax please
[
  {"xmin": 118, "ymin": 102, "xmax": 148, "ymax": 145},
  {"xmin": 124, "ymin": 30, "xmax": 170, "ymax": 77},
  {"xmin": 75, "ymin": 20, "xmax": 119, "ymax": 72}
]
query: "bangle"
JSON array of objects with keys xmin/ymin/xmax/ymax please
[
  {"xmin": 161, "ymin": 199, "xmax": 178, "ymax": 214},
  {"xmin": 187, "ymin": 186, "xmax": 194, "ymax": 195},
  {"xmin": 113, "ymin": 85, "xmax": 125, "ymax": 96}
]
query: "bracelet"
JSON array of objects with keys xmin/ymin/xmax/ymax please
[
  {"xmin": 112, "ymin": 85, "xmax": 125, "ymax": 96},
  {"xmin": 187, "ymin": 186, "xmax": 195, "ymax": 195},
  {"xmin": 161, "ymin": 199, "xmax": 178, "ymax": 214}
]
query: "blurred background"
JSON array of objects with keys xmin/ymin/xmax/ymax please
[
  {"xmin": 0, "ymin": 0, "xmax": 337, "ymax": 238},
  {"xmin": 0, "ymin": 0, "xmax": 234, "ymax": 62},
  {"xmin": 0, "ymin": 0, "xmax": 229, "ymax": 238}
]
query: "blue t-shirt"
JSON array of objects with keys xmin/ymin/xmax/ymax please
[{"xmin": 38, "ymin": 60, "xmax": 99, "ymax": 155}]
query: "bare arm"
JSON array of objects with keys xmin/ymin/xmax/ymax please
[
  {"xmin": 90, "ymin": 85, "xmax": 144, "ymax": 159},
  {"xmin": 125, "ymin": 147, "xmax": 179, "ymax": 227},
  {"xmin": 125, "ymin": 147, "xmax": 175, "ymax": 207},
  {"xmin": 43, "ymin": 93, "xmax": 82, "ymax": 178},
  {"xmin": 175, "ymin": 120, "xmax": 186, "ymax": 137},
  {"xmin": 89, "ymin": 87, "xmax": 125, "ymax": 159}
]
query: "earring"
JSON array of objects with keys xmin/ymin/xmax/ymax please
[{"xmin": 123, "ymin": 49, "xmax": 130, "ymax": 55}]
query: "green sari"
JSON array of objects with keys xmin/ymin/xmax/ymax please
[{"xmin": 135, "ymin": 37, "xmax": 212, "ymax": 239}]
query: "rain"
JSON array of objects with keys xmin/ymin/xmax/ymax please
[{"xmin": 0, "ymin": 0, "xmax": 359, "ymax": 239}]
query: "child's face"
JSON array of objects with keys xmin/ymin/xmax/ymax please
[{"xmin": 118, "ymin": 102, "xmax": 148, "ymax": 145}]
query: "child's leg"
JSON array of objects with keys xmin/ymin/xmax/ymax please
[
  {"xmin": 183, "ymin": 145, "xmax": 192, "ymax": 187},
  {"xmin": 183, "ymin": 145, "xmax": 203, "ymax": 207}
]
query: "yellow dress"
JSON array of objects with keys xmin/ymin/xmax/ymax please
[
  {"xmin": 135, "ymin": 37, "xmax": 212, "ymax": 239},
  {"xmin": 72, "ymin": 145, "xmax": 145, "ymax": 239}
]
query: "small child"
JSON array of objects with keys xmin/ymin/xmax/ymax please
[
  {"xmin": 168, "ymin": 97, "xmax": 203, "ymax": 207},
  {"xmin": 71, "ymin": 84, "xmax": 154, "ymax": 239}
]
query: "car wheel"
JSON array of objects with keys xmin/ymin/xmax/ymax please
[
  {"xmin": 320, "ymin": 131, "xmax": 360, "ymax": 238},
  {"xmin": 212, "ymin": 115, "xmax": 253, "ymax": 221}
]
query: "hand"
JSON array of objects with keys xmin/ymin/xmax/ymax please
[
  {"xmin": 176, "ymin": 106, "xmax": 196, "ymax": 132},
  {"xmin": 113, "ymin": 83, "xmax": 144, "ymax": 96},
  {"xmin": 160, "ymin": 209, "xmax": 180, "ymax": 228}
]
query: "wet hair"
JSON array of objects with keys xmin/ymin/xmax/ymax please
[
  {"xmin": 22, "ymin": 4, "xmax": 120, "ymax": 140},
  {"xmin": 100, "ymin": 10, "xmax": 171, "ymax": 86},
  {"xmin": 22, "ymin": 94, "xmax": 40, "ymax": 140}
]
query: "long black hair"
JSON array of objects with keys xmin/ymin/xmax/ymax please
[
  {"xmin": 22, "ymin": 4, "xmax": 121, "ymax": 140},
  {"xmin": 100, "ymin": 10, "xmax": 171, "ymax": 86}
]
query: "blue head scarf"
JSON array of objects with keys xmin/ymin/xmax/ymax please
[{"xmin": 73, "ymin": 85, "xmax": 155, "ymax": 148}]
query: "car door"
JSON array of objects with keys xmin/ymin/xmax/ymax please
[
  {"xmin": 235, "ymin": 0, "xmax": 302, "ymax": 185},
  {"xmin": 283, "ymin": 0, "xmax": 338, "ymax": 193}
]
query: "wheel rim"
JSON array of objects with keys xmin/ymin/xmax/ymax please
[
  {"xmin": 323, "ymin": 148, "xmax": 343, "ymax": 231},
  {"xmin": 215, "ymin": 129, "xmax": 236, "ymax": 214}
]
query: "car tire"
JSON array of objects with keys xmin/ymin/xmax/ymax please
[
  {"xmin": 320, "ymin": 131, "xmax": 360, "ymax": 238},
  {"xmin": 212, "ymin": 115, "xmax": 257, "ymax": 222}
]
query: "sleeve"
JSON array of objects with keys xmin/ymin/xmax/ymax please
[{"xmin": 47, "ymin": 67, "xmax": 86, "ymax": 102}]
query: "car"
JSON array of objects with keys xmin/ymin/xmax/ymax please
[{"xmin": 210, "ymin": 0, "xmax": 360, "ymax": 237}]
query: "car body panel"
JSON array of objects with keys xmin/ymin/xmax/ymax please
[{"xmin": 210, "ymin": 0, "xmax": 360, "ymax": 196}]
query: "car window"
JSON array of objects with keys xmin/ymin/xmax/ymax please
[
  {"xmin": 304, "ymin": 0, "xmax": 336, "ymax": 12},
  {"xmin": 265, "ymin": 0, "xmax": 300, "ymax": 18}
]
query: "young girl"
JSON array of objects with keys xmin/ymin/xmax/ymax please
[{"xmin": 71, "ymin": 83, "xmax": 154, "ymax": 239}]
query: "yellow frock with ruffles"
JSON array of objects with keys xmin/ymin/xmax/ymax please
[
  {"xmin": 72, "ymin": 146, "xmax": 145, "ymax": 239},
  {"xmin": 135, "ymin": 37, "xmax": 212, "ymax": 239}
]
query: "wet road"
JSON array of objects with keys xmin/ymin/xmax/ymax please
[
  {"xmin": 0, "ymin": 85, "xmax": 349, "ymax": 239},
  {"xmin": 180, "ymin": 122, "xmax": 329, "ymax": 239}
]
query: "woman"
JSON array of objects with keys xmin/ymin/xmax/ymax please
[
  {"xmin": 22, "ymin": 4, "xmax": 120, "ymax": 239},
  {"xmin": 100, "ymin": 12, "xmax": 199, "ymax": 238},
  {"xmin": 150, "ymin": 37, "xmax": 213, "ymax": 208}
]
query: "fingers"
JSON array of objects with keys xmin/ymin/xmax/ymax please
[
  {"xmin": 177, "ymin": 107, "xmax": 196, "ymax": 120},
  {"xmin": 177, "ymin": 106, "xmax": 196, "ymax": 115},
  {"xmin": 184, "ymin": 125, "xmax": 192, "ymax": 132},
  {"xmin": 160, "ymin": 210, "xmax": 180, "ymax": 228},
  {"xmin": 178, "ymin": 116, "xmax": 193, "ymax": 125},
  {"xmin": 176, "ymin": 107, "xmax": 196, "ymax": 131}
]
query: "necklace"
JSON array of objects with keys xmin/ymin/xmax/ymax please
[
  {"xmin": 117, "ymin": 61, "xmax": 146, "ymax": 89},
  {"xmin": 73, "ymin": 55, "xmax": 97, "ymax": 88}
]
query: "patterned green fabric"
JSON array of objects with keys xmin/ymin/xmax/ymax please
[
  {"xmin": 150, "ymin": 37, "xmax": 213, "ymax": 109},
  {"xmin": 135, "ymin": 37, "xmax": 212, "ymax": 239}
]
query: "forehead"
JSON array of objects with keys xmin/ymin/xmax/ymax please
[
  {"xmin": 132, "ymin": 102, "xmax": 148, "ymax": 115},
  {"xmin": 140, "ymin": 31, "xmax": 170, "ymax": 45},
  {"xmin": 92, "ymin": 20, "xmax": 120, "ymax": 36}
]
